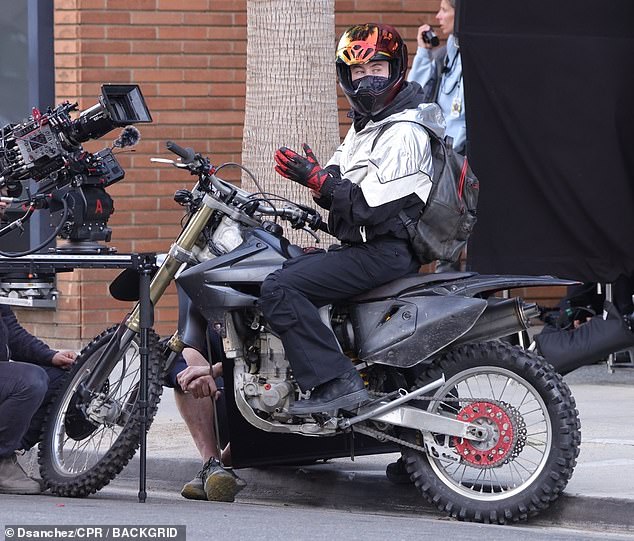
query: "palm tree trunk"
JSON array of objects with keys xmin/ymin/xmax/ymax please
[{"xmin": 242, "ymin": 0, "xmax": 339, "ymax": 246}]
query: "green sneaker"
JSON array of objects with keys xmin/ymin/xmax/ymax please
[
  {"xmin": 202, "ymin": 458, "xmax": 246, "ymax": 502},
  {"xmin": 180, "ymin": 469, "xmax": 207, "ymax": 500}
]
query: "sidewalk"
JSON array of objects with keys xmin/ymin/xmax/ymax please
[{"xmin": 115, "ymin": 363, "xmax": 634, "ymax": 529}]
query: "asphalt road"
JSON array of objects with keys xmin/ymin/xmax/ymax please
[{"xmin": 1, "ymin": 481, "xmax": 633, "ymax": 541}]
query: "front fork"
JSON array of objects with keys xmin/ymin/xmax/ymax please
[{"xmin": 79, "ymin": 201, "xmax": 215, "ymax": 396}]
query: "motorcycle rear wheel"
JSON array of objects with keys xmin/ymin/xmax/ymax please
[
  {"xmin": 402, "ymin": 340, "xmax": 581, "ymax": 524},
  {"xmin": 39, "ymin": 325, "xmax": 164, "ymax": 497}
]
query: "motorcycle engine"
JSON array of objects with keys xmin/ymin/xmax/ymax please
[{"xmin": 242, "ymin": 332, "xmax": 294, "ymax": 419}]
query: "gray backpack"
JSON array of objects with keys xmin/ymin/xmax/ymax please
[{"xmin": 398, "ymin": 128, "xmax": 479, "ymax": 264}]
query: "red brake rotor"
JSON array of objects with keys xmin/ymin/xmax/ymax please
[{"xmin": 454, "ymin": 401, "xmax": 515, "ymax": 468}]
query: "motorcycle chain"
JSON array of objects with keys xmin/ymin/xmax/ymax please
[{"xmin": 363, "ymin": 392, "xmax": 528, "ymax": 465}]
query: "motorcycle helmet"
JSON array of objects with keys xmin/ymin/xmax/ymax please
[{"xmin": 336, "ymin": 23, "xmax": 408, "ymax": 117}]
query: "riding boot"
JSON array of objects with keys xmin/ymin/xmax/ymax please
[{"xmin": 289, "ymin": 368, "xmax": 369, "ymax": 414}]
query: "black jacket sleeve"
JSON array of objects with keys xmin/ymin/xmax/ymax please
[
  {"xmin": 312, "ymin": 164, "xmax": 342, "ymax": 210},
  {"xmin": 0, "ymin": 306, "xmax": 56, "ymax": 365}
]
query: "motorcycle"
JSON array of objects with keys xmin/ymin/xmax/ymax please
[{"xmin": 39, "ymin": 141, "xmax": 581, "ymax": 524}]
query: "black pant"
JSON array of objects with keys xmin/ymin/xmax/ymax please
[
  {"xmin": 260, "ymin": 238, "xmax": 419, "ymax": 391},
  {"xmin": 0, "ymin": 362, "xmax": 67, "ymax": 457}
]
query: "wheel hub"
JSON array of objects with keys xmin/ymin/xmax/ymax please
[
  {"xmin": 86, "ymin": 393, "xmax": 121, "ymax": 426},
  {"xmin": 454, "ymin": 401, "xmax": 515, "ymax": 468}
]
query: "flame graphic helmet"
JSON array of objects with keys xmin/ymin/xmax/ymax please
[{"xmin": 336, "ymin": 23, "xmax": 408, "ymax": 116}]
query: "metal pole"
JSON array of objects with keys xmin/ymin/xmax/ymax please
[{"xmin": 137, "ymin": 255, "xmax": 154, "ymax": 502}]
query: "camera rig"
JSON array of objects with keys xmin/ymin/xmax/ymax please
[{"xmin": 0, "ymin": 84, "xmax": 152, "ymax": 254}]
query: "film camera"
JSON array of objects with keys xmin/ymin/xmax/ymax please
[{"xmin": 0, "ymin": 84, "xmax": 152, "ymax": 253}]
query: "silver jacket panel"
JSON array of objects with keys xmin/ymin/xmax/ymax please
[{"xmin": 326, "ymin": 103, "xmax": 445, "ymax": 208}]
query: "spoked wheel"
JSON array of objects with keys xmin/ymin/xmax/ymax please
[
  {"xmin": 402, "ymin": 341, "xmax": 581, "ymax": 524},
  {"xmin": 38, "ymin": 325, "xmax": 164, "ymax": 497}
]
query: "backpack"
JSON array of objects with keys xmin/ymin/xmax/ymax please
[{"xmin": 398, "ymin": 128, "xmax": 479, "ymax": 264}]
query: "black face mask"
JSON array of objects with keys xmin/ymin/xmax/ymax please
[
  {"xmin": 348, "ymin": 76, "xmax": 391, "ymax": 118},
  {"xmin": 351, "ymin": 75, "xmax": 391, "ymax": 93}
]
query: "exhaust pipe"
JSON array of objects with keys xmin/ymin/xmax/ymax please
[{"xmin": 453, "ymin": 298, "xmax": 538, "ymax": 346}]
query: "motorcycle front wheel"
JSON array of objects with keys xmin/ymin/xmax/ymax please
[
  {"xmin": 39, "ymin": 325, "xmax": 164, "ymax": 497},
  {"xmin": 402, "ymin": 340, "xmax": 581, "ymax": 524}
]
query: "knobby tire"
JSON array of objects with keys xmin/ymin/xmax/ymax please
[
  {"xmin": 38, "ymin": 325, "xmax": 164, "ymax": 497},
  {"xmin": 402, "ymin": 341, "xmax": 581, "ymax": 524}
]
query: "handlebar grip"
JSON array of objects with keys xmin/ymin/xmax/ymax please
[
  {"xmin": 166, "ymin": 141, "xmax": 196, "ymax": 163},
  {"xmin": 317, "ymin": 220, "xmax": 330, "ymax": 234}
]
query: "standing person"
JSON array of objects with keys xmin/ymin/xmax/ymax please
[
  {"xmin": 409, "ymin": 0, "xmax": 469, "ymax": 273},
  {"xmin": 409, "ymin": 0, "xmax": 466, "ymax": 155},
  {"xmin": 260, "ymin": 23, "xmax": 444, "ymax": 414},
  {"xmin": 0, "ymin": 306, "xmax": 75, "ymax": 494}
]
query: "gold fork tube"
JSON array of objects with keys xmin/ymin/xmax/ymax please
[{"xmin": 125, "ymin": 203, "xmax": 214, "ymax": 332}]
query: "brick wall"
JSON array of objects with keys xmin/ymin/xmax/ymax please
[{"xmin": 16, "ymin": 0, "xmax": 562, "ymax": 349}]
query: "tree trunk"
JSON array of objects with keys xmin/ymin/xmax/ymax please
[{"xmin": 242, "ymin": 0, "xmax": 339, "ymax": 246}]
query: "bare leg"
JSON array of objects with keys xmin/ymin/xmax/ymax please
[
  {"xmin": 175, "ymin": 348, "xmax": 222, "ymax": 463},
  {"xmin": 174, "ymin": 390, "xmax": 217, "ymax": 463}
]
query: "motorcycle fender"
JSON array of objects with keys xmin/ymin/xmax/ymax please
[
  {"xmin": 108, "ymin": 253, "xmax": 165, "ymax": 301},
  {"xmin": 353, "ymin": 296, "xmax": 487, "ymax": 367},
  {"xmin": 436, "ymin": 274, "xmax": 578, "ymax": 298}
]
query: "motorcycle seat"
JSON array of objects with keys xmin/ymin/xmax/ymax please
[
  {"xmin": 286, "ymin": 244, "xmax": 305, "ymax": 258},
  {"xmin": 350, "ymin": 271, "xmax": 476, "ymax": 303}
]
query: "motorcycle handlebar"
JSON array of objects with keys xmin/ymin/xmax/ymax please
[
  {"xmin": 210, "ymin": 177, "xmax": 327, "ymax": 233},
  {"xmin": 163, "ymin": 141, "xmax": 327, "ymax": 233},
  {"xmin": 166, "ymin": 141, "xmax": 196, "ymax": 164}
]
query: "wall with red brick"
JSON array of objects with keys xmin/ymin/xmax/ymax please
[{"xmin": 15, "ymin": 1, "xmax": 563, "ymax": 349}]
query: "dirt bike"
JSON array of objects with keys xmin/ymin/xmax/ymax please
[{"xmin": 39, "ymin": 141, "xmax": 581, "ymax": 524}]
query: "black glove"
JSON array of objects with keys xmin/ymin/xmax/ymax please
[{"xmin": 274, "ymin": 143, "xmax": 330, "ymax": 193}]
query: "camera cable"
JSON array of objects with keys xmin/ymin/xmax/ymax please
[{"xmin": 0, "ymin": 195, "xmax": 69, "ymax": 257}]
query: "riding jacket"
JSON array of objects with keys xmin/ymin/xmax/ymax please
[{"xmin": 314, "ymin": 97, "xmax": 445, "ymax": 245}]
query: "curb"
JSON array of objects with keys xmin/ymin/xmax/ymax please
[{"xmin": 120, "ymin": 456, "xmax": 634, "ymax": 531}]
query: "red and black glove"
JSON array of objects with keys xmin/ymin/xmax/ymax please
[{"xmin": 274, "ymin": 143, "xmax": 330, "ymax": 193}]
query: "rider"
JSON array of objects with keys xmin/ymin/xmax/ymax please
[{"xmin": 260, "ymin": 23, "xmax": 444, "ymax": 414}]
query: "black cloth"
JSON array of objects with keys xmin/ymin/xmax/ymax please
[
  {"xmin": 536, "ymin": 301, "xmax": 634, "ymax": 375},
  {"xmin": 0, "ymin": 305, "xmax": 56, "ymax": 364},
  {"xmin": 260, "ymin": 240, "xmax": 419, "ymax": 390},
  {"xmin": 457, "ymin": 0, "xmax": 634, "ymax": 282}
]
